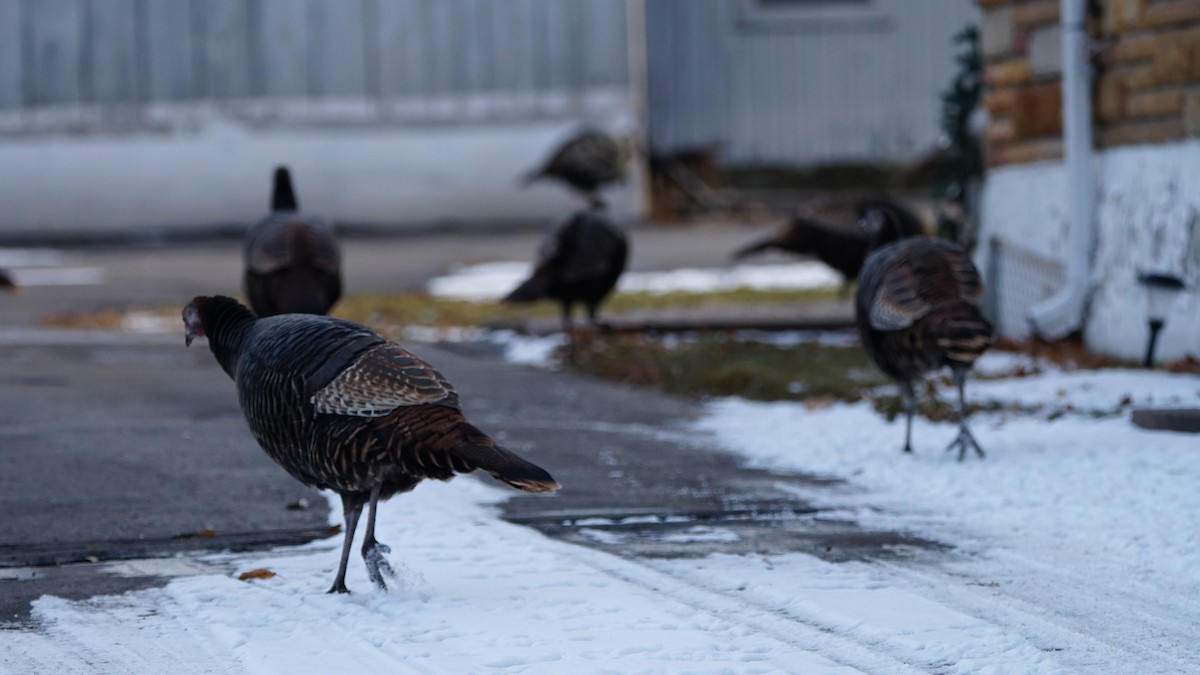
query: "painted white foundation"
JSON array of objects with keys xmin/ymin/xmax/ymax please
[
  {"xmin": 978, "ymin": 140, "xmax": 1200, "ymax": 362},
  {"xmin": 0, "ymin": 100, "xmax": 639, "ymax": 238}
]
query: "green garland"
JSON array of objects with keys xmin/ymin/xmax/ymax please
[{"xmin": 934, "ymin": 25, "xmax": 983, "ymax": 246}]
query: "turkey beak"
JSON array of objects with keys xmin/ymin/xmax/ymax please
[
  {"xmin": 184, "ymin": 322, "xmax": 202, "ymax": 347},
  {"xmin": 182, "ymin": 300, "xmax": 203, "ymax": 347}
]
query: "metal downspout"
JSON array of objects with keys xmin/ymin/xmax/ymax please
[{"xmin": 1027, "ymin": 0, "xmax": 1094, "ymax": 338}]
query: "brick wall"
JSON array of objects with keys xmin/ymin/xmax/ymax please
[{"xmin": 979, "ymin": 0, "xmax": 1200, "ymax": 167}]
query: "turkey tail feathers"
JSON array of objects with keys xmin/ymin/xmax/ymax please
[
  {"xmin": 732, "ymin": 236, "xmax": 776, "ymax": 260},
  {"xmin": 520, "ymin": 168, "xmax": 545, "ymax": 187},
  {"xmin": 271, "ymin": 166, "xmax": 298, "ymax": 212},
  {"xmin": 451, "ymin": 442, "xmax": 560, "ymax": 494},
  {"xmin": 931, "ymin": 302, "xmax": 995, "ymax": 366},
  {"xmin": 503, "ymin": 272, "xmax": 549, "ymax": 303}
]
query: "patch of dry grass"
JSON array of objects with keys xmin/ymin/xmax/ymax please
[
  {"xmin": 565, "ymin": 332, "xmax": 885, "ymax": 403},
  {"xmin": 42, "ymin": 290, "xmax": 1196, "ymax": 413},
  {"xmin": 334, "ymin": 287, "xmax": 840, "ymax": 329}
]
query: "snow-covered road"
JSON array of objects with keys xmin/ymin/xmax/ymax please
[
  {"xmin": 5, "ymin": 344, "xmax": 1199, "ymax": 674},
  {"xmin": 5, "ymin": 259, "xmax": 1199, "ymax": 673}
]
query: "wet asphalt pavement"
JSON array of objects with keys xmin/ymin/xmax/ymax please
[{"xmin": 0, "ymin": 222, "xmax": 940, "ymax": 628}]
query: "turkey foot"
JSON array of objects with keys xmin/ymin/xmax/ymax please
[
  {"xmin": 945, "ymin": 425, "xmax": 985, "ymax": 461},
  {"xmin": 363, "ymin": 540, "xmax": 397, "ymax": 590}
]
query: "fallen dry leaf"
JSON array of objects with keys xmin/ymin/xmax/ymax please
[
  {"xmin": 238, "ymin": 568, "xmax": 278, "ymax": 582},
  {"xmin": 804, "ymin": 396, "xmax": 836, "ymax": 410}
]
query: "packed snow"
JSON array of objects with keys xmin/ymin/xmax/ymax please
[
  {"xmin": 0, "ymin": 248, "xmax": 105, "ymax": 286},
  {"xmin": 5, "ymin": 262, "xmax": 1200, "ymax": 673},
  {"xmin": 6, "ymin": 331, "xmax": 1199, "ymax": 672},
  {"xmin": 426, "ymin": 260, "xmax": 841, "ymax": 301}
]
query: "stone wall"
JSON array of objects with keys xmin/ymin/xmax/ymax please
[{"xmin": 979, "ymin": 0, "xmax": 1200, "ymax": 167}]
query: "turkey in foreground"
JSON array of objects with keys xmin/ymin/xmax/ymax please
[
  {"xmin": 504, "ymin": 208, "xmax": 629, "ymax": 334},
  {"xmin": 734, "ymin": 195, "xmax": 924, "ymax": 295},
  {"xmin": 243, "ymin": 166, "xmax": 342, "ymax": 317},
  {"xmin": 183, "ymin": 295, "xmax": 560, "ymax": 593},
  {"xmin": 522, "ymin": 130, "xmax": 628, "ymax": 208},
  {"xmin": 855, "ymin": 205, "xmax": 994, "ymax": 460}
]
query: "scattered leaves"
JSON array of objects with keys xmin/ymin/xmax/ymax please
[
  {"xmin": 992, "ymin": 336, "xmax": 1129, "ymax": 370},
  {"xmin": 1165, "ymin": 355, "xmax": 1200, "ymax": 374},
  {"xmin": 40, "ymin": 309, "xmax": 127, "ymax": 330}
]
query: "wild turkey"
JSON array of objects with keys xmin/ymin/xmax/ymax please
[
  {"xmin": 855, "ymin": 205, "xmax": 994, "ymax": 460},
  {"xmin": 183, "ymin": 295, "xmax": 559, "ymax": 593},
  {"xmin": 734, "ymin": 195, "xmax": 924, "ymax": 294},
  {"xmin": 503, "ymin": 208, "xmax": 629, "ymax": 334},
  {"xmin": 523, "ymin": 130, "xmax": 628, "ymax": 208},
  {"xmin": 243, "ymin": 166, "xmax": 342, "ymax": 317}
]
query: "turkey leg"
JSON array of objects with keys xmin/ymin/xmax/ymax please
[
  {"xmin": 328, "ymin": 494, "xmax": 364, "ymax": 594},
  {"xmin": 361, "ymin": 483, "xmax": 397, "ymax": 590}
]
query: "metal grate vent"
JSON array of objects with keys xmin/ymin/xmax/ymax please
[{"xmin": 985, "ymin": 236, "xmax": 1066, "ymax": 340}]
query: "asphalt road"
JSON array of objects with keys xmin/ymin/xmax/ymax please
[{"xmin": 0, "ymin": 221, "xmax": 934, "ymax": 628}]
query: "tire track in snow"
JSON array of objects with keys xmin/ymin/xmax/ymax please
[
  {"xmin": 7, "ymin": 593, "xmax": 251, "ymax": 673},
  {"xmin": 882, "ymin": 552, "xmax": 1200, "ymax": 674},
  {"xmin": 544, "ymin": 542, "xmax": 923, "ymax": 674},
  {"xmin": 198, "ymin": 575, "xmax": 437, "ymax": 674}
]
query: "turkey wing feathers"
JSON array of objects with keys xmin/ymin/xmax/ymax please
[{"xmin": 311, "ymin": 342, "xmax": 461, "ymax": 417}]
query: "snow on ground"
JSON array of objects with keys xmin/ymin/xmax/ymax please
[
  {"xmin": 7, "ymin": 261, "xmax": 1200, "ymax": 672},
  {"xmin": 0, "ymin": 247, "xmax": 105, "ymax": 286},
  {"xmin": 6, "ymin": 339, "xmax": 1199, "ymax": 672},
  {"xmin": 692, "ymin": 351, "xmax": 1200, "ymax": 671},
  {"xmin": 4, "ymin": 480, "xmax": 860, "ymax": 674},
  {"xmin": 426, "ymin": 260, "xmax": 840, "ymax": 301}
]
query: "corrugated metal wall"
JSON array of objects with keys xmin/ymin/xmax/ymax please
[
  {"xmin": 0, "ymin": 0, "xmax": 629, "ymax": 130},
  {"xmin": 0, "ymin": 1, "xmax": 639, "ymax": 234},
  {"xmin": 645, "ymin": 0, "xmax": 981, "ymax": 167}
]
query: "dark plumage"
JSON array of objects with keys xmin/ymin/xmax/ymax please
[
  {"xmin": 0, "ymin": 269, "xmax": 15, "ymax": 291},
  {"xmin": 523, "ymin": 131, "xmax": 628, "ymax": 208},
  {"xmin": 243, "ymin": 167, "xmax": 342, "ymax": 317},
  {"xmin": 855, "ymin": 208, "xmax": 994, "ymax": 460},
  {"xmin": 504, "ymin": 209, "xmax": 629, "ymax": 333},
  {"xmin": 183, "ymin": 295, "xmax": 559, "ymax": 593},
  {"xmin": 734, "ymin": 195, "xmax": 924, "ymax": 294},
  {"xmin": 733, "ymin": 214, "xmax": 870, "ymax": 288}
]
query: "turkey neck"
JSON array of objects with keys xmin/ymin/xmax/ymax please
[{"xmin": 200, "ymin": 298, "xmax": 256, "ymax": 379}]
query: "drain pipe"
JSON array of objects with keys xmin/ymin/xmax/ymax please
[{"xmin": 1027, "ymin": 0, "xmax": 1094, "ymax": 339}]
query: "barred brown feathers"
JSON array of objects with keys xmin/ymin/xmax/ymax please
[
  {"xmin": 855, "ymin": 223, "xmax": 994, "ymax": 459},
  {"xmin": 523, "ymin": 130, "xmax": 628, "ymax": 208},
  {"xmin": 182, "ymin": 295, "xmax": 559, "ymax": 593}
]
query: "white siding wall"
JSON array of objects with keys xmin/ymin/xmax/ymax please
[
  {"xmin": 0, "ymin": 0, "xmax": 636, "ymax": 236},
  {"xmin": 977, "ymin": 142, "xmax": 1200, "ymax": 362},
  {"xmin": 646, "ymin": 0, "xmax": 981, "ymax": 166},
  {"xmin": 0, "ymin": 0, "xmax": 629, "ymax": 122}
]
